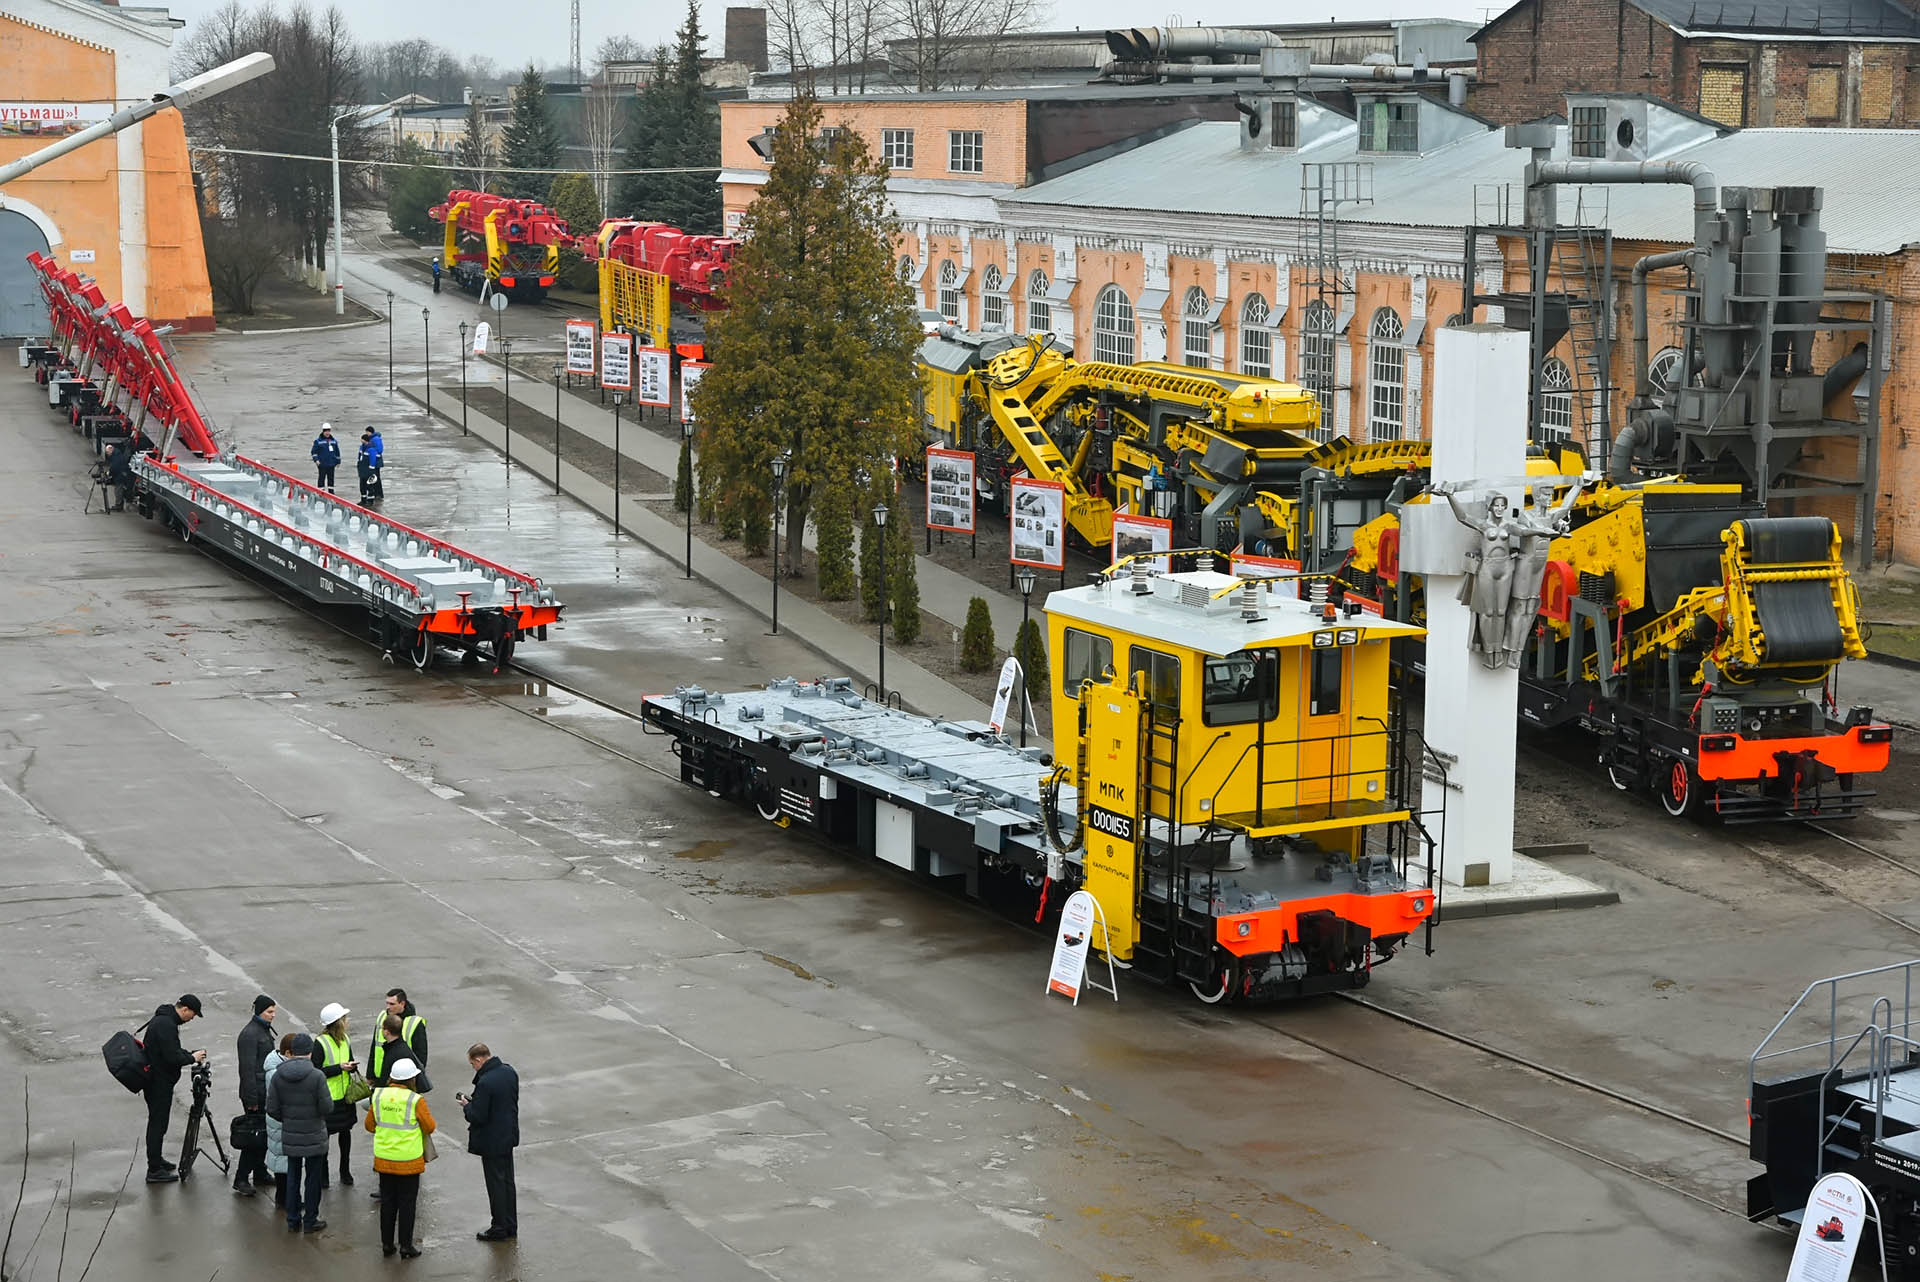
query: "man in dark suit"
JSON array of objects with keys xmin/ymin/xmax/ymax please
[{"xmin": 457, "ymin": 1042, "xmax": 520, "ymax": 1240}]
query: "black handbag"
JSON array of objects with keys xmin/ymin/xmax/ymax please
[{"xmin": 230, "ymin": 1111, "xmax": 267, "ymax": 1151}]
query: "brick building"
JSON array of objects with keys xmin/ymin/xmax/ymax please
[
  {"xmin": 0, "ymin": 0, "xmax": 212, "ymax": 334},
  {"xmin": 1471, "ymin": 0, "xmax": 1920, "ymax": 127}
]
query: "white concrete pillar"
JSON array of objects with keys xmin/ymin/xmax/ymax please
[{"xmin": 1403, "ymin": 324, "xmax": 1530, "ymax": 887}]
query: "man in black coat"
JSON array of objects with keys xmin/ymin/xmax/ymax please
[
  {"xmin": 143, "ymin": 994, "xmax": 206, "ymax": 1183},
  {"xmin": 458, "ymin": 1043, "xmax": 520, "ymax": 1240},
  {"xmin": 232, "ymin": 994, "xmax": 277, "ymax": 1195}
]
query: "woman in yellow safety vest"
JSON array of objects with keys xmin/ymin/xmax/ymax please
[
  {"xmin": 363, "ymin": 1057, "xmax": 436, "ymax": 1258},
  {"xmin": 313, "ymin": 1002, "xmax": 361, "ymax": 1186}
]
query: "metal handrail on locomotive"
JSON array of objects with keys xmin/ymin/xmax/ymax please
[{"xmin": 641, "ymin": 558, "xmax": 1437, "ymax": 1004}]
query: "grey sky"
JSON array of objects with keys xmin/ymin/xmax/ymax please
[{"xmin": 162, "ymin": 0, "xmax": 1490, "ymax": 77}]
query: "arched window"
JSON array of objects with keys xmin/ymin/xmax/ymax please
[
  {"xmin": 1093, "ymin": 284, "xmax": 1135, "ymax": 364},
  {"xmin": 1648, "ymin": 345, "xmax": 1684, "ymax": 397},
  {"xmin": 1539, "ymin": 357, "xmax": 1574, "ymax": 443},
  {"xmin": 938, "ymin": 260, "xmax": 960, "ymax": 322},
  {"xmin": 898, "ymin": 254, "xmax": 915, "ymax": 283},
  {"xmin": 1239, "ymin": 294, "xmax": 1271, "ymax": 378},
  {"xmin": 1182, "ymin": 286, "xmax": 1212, "ymax": 368},
  {"xmin": 1301, "ymin": 299, "xmax": 1336, "ymax": 427},
  {"xmin": 981, "ymin": 264, "xmax": 1006, "ymax": 330},
  {"xmin": 1027, "ymin": 269, "xmax": 1051, "ymax": 334},
  {"xmin": 1367, "ymin": 307, "xmax": 1405, "ymax": 441}
]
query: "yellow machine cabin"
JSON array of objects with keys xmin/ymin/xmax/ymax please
[{"xmin": 1041, "ymin": 559, "xmax": 1436, "ymax": 1002}]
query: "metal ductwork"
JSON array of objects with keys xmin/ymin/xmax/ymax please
[{"xmin": 1105, "ymin": 26, "xmax": 1286, "ymax": 59}]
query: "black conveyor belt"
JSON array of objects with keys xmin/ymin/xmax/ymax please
[{"xmin": 1737, "ymin": 518, "xmax": 1846, "ymax": 664}]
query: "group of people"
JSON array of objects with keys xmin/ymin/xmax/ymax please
[
  {"xmin": 310, "ymin": 422, "xmax": 384, "ymax": 501},
  {"xmin": 141, "ymin": 991, "xmax": 520, "ymax": 1259}
]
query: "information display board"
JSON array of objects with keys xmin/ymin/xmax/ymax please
[
  {"xmin": 564, "ymin": 320, "xmax": 595, "ymax": 374},
  {"xmin": 680, "ymin": 361, "xmax": 710, "ymax": 422},
  {"xmin": 599, "ymin": 332, "xmax": 632, "ymax": 390},
  {"xmin": 925, "ymin": 447, "xmax": 976, "ymax": 534},
  {"xmin": 1009, "ymin": 476, "xmax": 1065, "ymax": 571},
  {"xmin": 636, "ymin": 347, "xmax": 670, "ymax": 406},
  {"xmin": 1111, "ymin": 511, "xmax": 1173, "ymax": 573}
]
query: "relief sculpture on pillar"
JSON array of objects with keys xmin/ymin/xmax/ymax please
[{"xmin": 1434, "ymin": 478, "xmax": 1583, "ymax": 669}]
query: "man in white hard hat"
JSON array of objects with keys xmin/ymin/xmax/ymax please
[
  {"xmin": 364, "ymin": 1056, "xmax": 437, "ymax": 1258},
  {"xmin": 310, "ymin": 423, "xmax": 341, "ymax": 493}
]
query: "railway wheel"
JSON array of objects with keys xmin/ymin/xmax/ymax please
[
  {"xmin": 1659, "ymin": 757, "xmax": 1702, "ymax": 819},
  {"xmin": 409, "ymin": 629, "xmax": 435, "ymax": 671}
]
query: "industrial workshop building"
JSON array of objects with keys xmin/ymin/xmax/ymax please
[{"xmin": 0, "ymin": 0, "xmax": 211, "ymax": 335}]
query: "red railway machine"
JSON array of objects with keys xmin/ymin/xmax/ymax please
[{"xmin": 430, "ymin": 190, "xmax": 572, "ymax": 303}]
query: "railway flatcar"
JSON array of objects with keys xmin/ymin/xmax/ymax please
[{"xmin": 642, "ymin": 558, "xmax": 1437, "ymax": 1003}]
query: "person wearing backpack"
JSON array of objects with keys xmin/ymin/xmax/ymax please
[{"xmin": 142, "ymin": 995, "xmax": 206, "ymax": 1183}]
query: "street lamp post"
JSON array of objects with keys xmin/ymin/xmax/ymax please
[
  {"xmin": 682, "ymin": 418, "xmax": 696, "ymax": 578},
  {"xmin": 550, "ymin": 362, "xmax": 563, "ymax": 495},
  {"xmin": 769, "ymin": 452, "xmax": 788, "ymax": 633},
  {"xmin": 611, "ymin": 392, "xmax": 624, "ymax": 536},
  {"xmin": 873, "ymin": 503, "xmax": 889, "ymax": 702},
  {"xmin": 457, "ymin": 321, "xmax": 468, "ymax": 436},
  {"xmin": 328, "ymin": 107, "xmax": 358, "ymax": 317},
  {"xmin": 422, "ymin": 308, "xmax": 431, "ymax": 419},
  {"xmin": 1015, "ymin": 565, "xmax": 1037, "ymax": 747},
  {"xmin": 385, "ymin": 291, "xmax": 394, "ymax": 391},
  {"xmin": 502, "ymin": 336, "xmax": 512, "ymax": 475}
]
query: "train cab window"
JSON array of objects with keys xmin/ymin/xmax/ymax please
[
  {"xmin": 1309, "ymin": 647, "xmax": 1344, "ymax": 717},
  {"xmin": 1129, "ymin": 647, "xmax": 1182, "ymax": 724},
  {"xmin": 1060, "ymin": 627, "xmax": 1114, "ymax": 695},
  {"xmin": 1203, "ymin": 650, "xmax": 1277, "ymax": 725}
]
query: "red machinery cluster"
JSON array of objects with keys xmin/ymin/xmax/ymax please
[
  {"xmin": 26, "ymin": 251, "xmax": 218, "ymax": 458},
  {"xmin": 429, "ymin": 189, "xmax": 574, "ymax": 301},
  {"xmin": 583, "ymin": 218, "xmax": 737, "ymax": 311}
]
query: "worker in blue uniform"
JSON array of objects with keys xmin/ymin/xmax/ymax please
[
  {"xmin": 358, "ymin": 428, "xmax": 385, "ymax": 502},
  {"xmin": 431, "ymin": 257, "xmax": 442, "ymax": 294},
  {"xmin": 311, "ymin": 424, "xmax": 341, "ymax": 493}
]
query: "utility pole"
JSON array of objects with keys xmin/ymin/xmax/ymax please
[{"xmin": 572, "ymin": 0, "xmax": 583, "ymax": 84}]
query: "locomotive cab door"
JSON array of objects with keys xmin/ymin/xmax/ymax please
[{"xmin": 1294, "ymin": 639, "xmax": 1351, "ymax": 808}]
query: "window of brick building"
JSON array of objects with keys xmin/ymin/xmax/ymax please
[
  {"xmin": 1540, "ymin": 357, "xmax": 1574, "ymax": 444},
  {"xmin": 938, "ymin": 260, "xmax": 960, "ymax": 322},
  {"xmin": 1094, "ymin": 285, "xmax": 1135, "ymax": 364},
  {"xmin": 1570, "ymin": 105, "xmax": 1606, "ymax": 157},
  {"xmin": 1864, "ymin": 63, "xmax": 1894, "ymax": 120},
  {"xmin": 981, "ymin": 265, "xmax": 1006, "ymax": 329},
  {"xmin": 1358, "ymin": 101, "xmax": 1418, "ymax": 152},
  {"xmin": 1807, "ymin": 66, "xmax": 1841, "ymax": 119},
  {"xmin": 1367, "ymin": 308, "xmax": 1405, "ymax": 441},
  {"xmin": 1301, "ymin": 299, "xmax": 1336, "ymax": 430},
  {"xmin": 1699, "ymin": 65, "xmax": 1749, "ymax": 127},
  {"xmin": 1027, "ymin": 269, "xmax": 1051, "ymax": 333},
  {"xmin": 948, "ymin": 130, "xmax": 984, "ymax": 173},
  {"xmin": 1183, "ymin": 287, "xmax": 1212, "ymax": 368},
  {"xmin": 1240, "ymin": 294, "xmax": 1272, "ymax": 377},
  {"xmin": 882, "ymin": 128, "xmax": 914, "ymax": 169}
]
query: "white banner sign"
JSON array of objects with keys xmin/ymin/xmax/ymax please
[
  {"xmin": 989, "ymin": 656, "xmax": 1021, "ymax": 734},
  {"xmin": 680, "ymin": 361, "xmax": 710, "ymax": 423},
  {"xmin": 1111, "ymin": 511, "xmax": 1173, "ymax": 573},
  {"xmin": 471, "ymin": 321, "xmax": 490, "ymax": 356},
  {"xmin": 1785, "ymin": 1172, "xmax": 1873, "ymax": 1282},
  {"xmin": 0, "ymin": 102, "xmax": 111, "ymax": 138},
  {"xmin": 636, "ymin": 346, "xmax": 670, "ymax": 407},
  {"xmin": 564, "ymin": 320, "xmax": 595, "ymax": 375},
  {"xmin": 926, "ymin": 447, "xmax": 976, "ymax": 534},
  {"xmin": 1045, "ymin": 891, "xmax": 1099, "ymax": 1002},
  {"xmin": 1009, "ymin": 476, "xmax": 1064, "ymax": 571},
  {"xmin": 599, "ymin": 332, "xmax": 632, "ymax": 390}
]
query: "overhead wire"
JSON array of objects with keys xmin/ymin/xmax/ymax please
[{"xmin": 187, "ymin": 144, "xmax": 720, "ymax": 176}]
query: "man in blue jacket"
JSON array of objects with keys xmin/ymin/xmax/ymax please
[
  {"xmin": 358, "ymin": 428, "xmax": 385, "ymax": 502},
  {"xmin": 311, "ymin": 424, "xmax": 340, "ymax": 492},
  {"xmin": 458, "ymin": 1042, "xmax": 519, "ymax": 1240}
]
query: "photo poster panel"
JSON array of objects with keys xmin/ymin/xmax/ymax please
[
  {"xmin": 1009, "ymin": 477, "xmax": 1065, "ymax": 571},
  {"xmin": 636, "ymin": 346, "xmax": 669, "ymax": 406},
  {"xmin": 680, "ymin": 361, "xmax": 711, "ymax": 423},
  {"xmin": 925, "ymin": 447, "xmax": 976, "ymax": 534},
  {"xmin": 1111, "ymin": 512, "xmax": 1173, "ymax": 574},
  {"xmin": 599, "ymin": 333, "xmax": 633, "ymax": 390},
  {"xmin": 564, "ymin": 320, "xmax": 596, "ymax": 375}
]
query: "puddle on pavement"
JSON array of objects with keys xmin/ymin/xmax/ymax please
[{"xmin": 674, "ymin": 839, "xmax": 731, "ymax": 862}]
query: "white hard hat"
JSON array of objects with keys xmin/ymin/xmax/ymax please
[
  {"xmin": 321, "ymin": 421, "xmax": 332, "ymax": 432},
  {"xmin": 389, "ymin": 1058, "xmax": 420, "ymax": 1082},
  {"xmin": 319, "ymin": 1002, "xmax": 349, "ymax": 1025}
]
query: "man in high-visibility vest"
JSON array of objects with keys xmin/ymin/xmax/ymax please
[
  {"xmin": 366, "ymin": 988, "xmax": 429, "ymax": 1202},
  {"xmin": 363, "ymin": 1058, "xmax": 436, "ymax": 1259}
]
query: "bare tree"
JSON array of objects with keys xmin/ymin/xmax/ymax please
[
  {"xmin": 581, "ymin": 82, "xmax": 626, "ymax": 212},
  {"xmin": 593, "ymin": 34, "xmax": 646, "ymax": 73},
  {"xmin": 202, "ymin": 216, "xmax": 299, "ymax": 313},
  {"xmin": 884, "ymin": 0, "xmax": 1046, "ymax": 91}
]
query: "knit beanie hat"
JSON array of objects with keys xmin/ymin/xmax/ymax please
[{"xmin": 253, "ymin": 994, "xmax": 276, "ymax": 1016}]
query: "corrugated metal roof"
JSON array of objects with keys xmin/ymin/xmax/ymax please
[{"xmin": 1001, "ymin": 122, "xmax": 1920, "ymax": 254}]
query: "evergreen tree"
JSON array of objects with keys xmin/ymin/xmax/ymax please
[
  {"xmin": 614, "ymin": 3, "xmax": 719, "ymax": 233},
  {"xmin": 500, "ymin": 67, "xmax": 561, "ymax": 201},
  {"xmin": 1014, "ymin": 618, "xmax": 1049, "ymax": 699},
  {"xmin": 456, "ymin": 95, "xmax": 494, "ymax": 192},
  {"xmin": 692, "ymin": 96, "xmax": 921, "ymax": 600},
  {"xmin": 860, "ymin": 495, "xmax": 886, "ymax": 621},
  {"xmin": 674, "ymin": 442, "xmax": 693, "ymax": 512},
  {"xmin": 888, "ymin": 506, "xmax": 921, "ymax": 644},
  {"xmin": 546, "ymin": 172, "xmax": 602, "ymax": 289},
  {"xmin": 960, "ymin": 598, "xmax": 996, "ymax": 672},
  {"xmin": 385, "ymin": 140, "xmax": 441, "ymax": 240}
]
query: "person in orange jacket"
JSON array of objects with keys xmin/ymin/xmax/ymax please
[{"xmin": 363, "ymin": 1058, "xmax": 436, "ymax": 1258}]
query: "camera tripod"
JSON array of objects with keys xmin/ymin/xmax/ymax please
[{"xmin": 177, "ymin": 1062, "xmax": 230, "ymax": 1181}]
